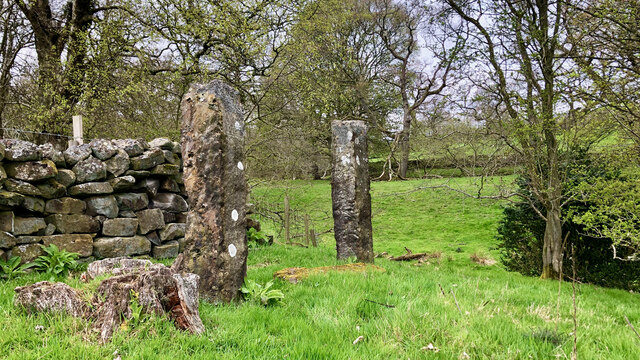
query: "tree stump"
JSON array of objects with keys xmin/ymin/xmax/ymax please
[
  {"xmin": 14, "ymin": 258, "xmax": 204, "ymax": 343},
  {"xmin": 175, "ymin": 81, "xmax": 247, "ymax": 303},
  {"xmin": 331, "ymin": 120, "xmax": 374, "ymax": 262}
]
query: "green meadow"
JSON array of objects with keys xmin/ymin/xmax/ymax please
[{"xmin": 1, "ymin": 178, "xmax": 639, "ymax": 359}]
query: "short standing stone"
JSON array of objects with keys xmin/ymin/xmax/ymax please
[
  {"xmin": 73, "ymin": 156, "xmax": 107, "ymax": 183},
  {"xmin": 89, "ymin": 139, "xmax": 119, "ymax": 160},
  {"xmin": 136, "ymin": 208, "xmax": 165, "ymax": 234},
  {"xmin": 4, "ymin": 179, "xmax": 41, "ymax": 196},
  {"xmin": 85, "ymin": 195, "xmax": 119, "ymax": 218},
  {"xmin": 22, "ymin": 196, "xmax": 45, "ymax": 213},
  {"xmin": 159, "ymin": 223, "xmax": 186, "ymax": 242},
  {"xmin": 0, "ymin": 231, "xmax": 16, "ymax": 248},
  {"xmin": 0, "ymin": 211, "xmax": 14, "ymax": 232},
  {"xmin": 56, "ymin": 169, "xmax": 76, "ymax": 187},
  {"xmin": 38, "ymin": 144, "xmax": 66, "ymax": 167},
  {"xmin": 68, "ymin": 182, "xmax": 113, "ymax": 197},
  {"xmin": 104, "ymin": 149, "xmax": 130, "ymax": 177},
  {"xmin": 35, "ymin": 179, "xmax": 67, "ymax": 199},
  {"xmin": 130, "ymin": 149, "xmax": 165, "ymax": 170},
  {"xmin": 112, "ymin": 139, "xmax": 146, "ymax": 157},
  {"xmin": 42, "ymin": 234, "xmax": 94, "ymax": 257},
  {"xmin": 8, "ymin": 243, "xmax": 43, "ymax": 263},
  {"xmin": 45, "ymin": 214, "xmax": 101, "ymax": 234},
  {"xmin": 93, "ymin": 236, "xmax": 151, "ymax": 258},
  {"xmin": 149, "ymin": 193, "xmax": 188, "ymax": 213},
  {"xmin": 108, "ymin": 176, "xmax": 136, "ymax": 191},
  {"xmin": 152, "ymin": 240, "xmax": 179, "ymax": 259},
  {"xmin": 102, "ymin": 218, "xmax": 138, "ymax": 237},
  {"xmin": 45, "ymin": 197, "xmax": 86, "ymax": 214},
  {"xmin": 331, "ymin": 120, "xmax": 374, "ymax": 263},
  {"xmin": 13, "ymin": 217, "xmax": 46, "ymax": 235},
  {"xmin": 64, "ymin": 144, "xmax": 92, "ymax": 167},
  {"xmin": 114, "ymin": 193, "xmax": 148, "ymax": 211},
  {"xmin": 4, "ymin": 160, "xmax": 57, "ymax": 182},
  {"xmin": 0, "ymin": 139, "xmax": 40, "ymax": 161},
  {"xmin": 0, "ymin": 191, "xmax": 24, "ymax": 207},
  {"xmin": 149, "ymin": 138, "xmax": 174, "ymax": 150}
]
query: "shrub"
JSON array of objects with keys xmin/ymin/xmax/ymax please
[
  {"xmin": 0, "ymin": 256, "xmax": 34, "ymax": 280},
  {"xmin": 247, "ymin": 227, "xmax": 270, "ymax": 248},
  {"xmin": 241, "ymin": 279, "xmax": 284, "ymax": 306},
  {"xmin": 33, "ymin": 244, "xmax": 80, "ymax": 279},
  {"xmin": 497, "ymin": 150, "xmax": 640, "ymax": 291}
]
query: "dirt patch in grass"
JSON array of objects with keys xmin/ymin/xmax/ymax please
[{"xmin": 273, "ymin": 263, "xmax": 386, "ymax": 283}]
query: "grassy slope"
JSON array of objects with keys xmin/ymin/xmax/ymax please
[{"xmin": 1, "ymin": 178, "xmax": 639, "ymax": 359}]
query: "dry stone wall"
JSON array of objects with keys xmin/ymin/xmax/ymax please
[{"xmin": 0, "ymin": 138, "xmax": 188, "ymax": 263}]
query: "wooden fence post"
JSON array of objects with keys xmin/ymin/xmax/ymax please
[
  {"xmin": 310, "ymin": 229, "xmax": 317, "ymax": 247},
  {"xmin": 70, "ymin": 115, "xmax": 84, "ymax": 146},
  {"xmin": 304, "ymin": 214, "xmax": 310, "ymax": 246},
  {"xmin": 284, "ymin": 194, "xmax": 290, "ymax": 244}
]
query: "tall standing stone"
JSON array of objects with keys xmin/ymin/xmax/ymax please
[
  {"xmin": 331, "ymin": 120, "xmax": 374, "ymax": 263},
  {"xmin": 174, "ymin": 81, "xmax": 247, "ymax": 303}
]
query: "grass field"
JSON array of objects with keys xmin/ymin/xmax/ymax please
[{"xmin": 1, "ymin": 178, "xmax": 639, "ymax": 359}]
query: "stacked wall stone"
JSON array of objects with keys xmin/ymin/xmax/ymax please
[{"xmin": 0, "ymin": 138, "xmax": 188, "ymax": 263}]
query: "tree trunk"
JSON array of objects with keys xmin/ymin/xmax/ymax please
[
  {"xmin": 398, "ymin": 112, "xmax": 411, "ymax": 179},
  {"xmin": 541, "ymin": 202, "xmax": 563, "ymax": 279}
]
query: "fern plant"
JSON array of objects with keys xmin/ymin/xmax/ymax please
[
  {"xmin": 247, "ymin": 227, "xmax": 269, "ymax": 248},
  {"xmin": 33, "ymin": 244, "xmax": 80, "ymax": 279},
  {"xmin": 241, "ymin": 279, "xmax": 284, "ymax": 306},
  {"xmin": 0, "ymin": 256, "xmax": 34, "ymax": 280}
]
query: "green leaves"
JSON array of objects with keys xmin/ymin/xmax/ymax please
[
  {"xmin": 33, "ymin": 244, "xmax": 80, "ymax": 280},
  {"xmin": 0, "ymin": 256, "xmax": 34, "ymax": 280},
  {"xmin": 241, "ymin": 279, "xmax": 285, "ymax": 306}
]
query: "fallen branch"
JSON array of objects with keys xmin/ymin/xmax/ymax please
[
  {"xmin": 390, "ymin": 253, "xmax": 430, "ymax": 261},
  {"xmin": 365, "ymin": 299, "xmax": 396, "ymax": 308},
  {"xmin": 625, "ymin": 315, "xmax": 640, "ymax": 345}
]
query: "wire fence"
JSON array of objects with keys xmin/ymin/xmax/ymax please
[{"xmin": 250, "ymin": 192, "xmax": 333, "ymax": 248}]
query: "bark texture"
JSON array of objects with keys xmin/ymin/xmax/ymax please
[
  {"xmin": 175, "ymin": 80, "xmax": 247, "ymax": 303},
  {"xmin": 14, "ymin": 258, "xmax": 204, "ymax": 343},
  {"xmin": 331, "ymin": 120, "xmax": 374, "ymax": 262}
]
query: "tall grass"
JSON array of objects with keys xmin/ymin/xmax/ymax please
[{"xmin": 1, "ymin": 178, "xmax": 638, "ymax": 359}]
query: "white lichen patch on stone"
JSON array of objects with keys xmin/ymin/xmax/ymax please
[
  {"xmin": 356, "ymin": 156, "xmax": 360, "ymax": 165},
  {"xmin": 234, "ymin": 121, "xmax": 242, "ymax": 131},
  {"xmin": 237, "ymin": 161, "xmax": 244, "ymax": 170},
  {"xmin": 231, "ymin": 209, "xmax": 239, "ymax": 221},
  {"xmin": 228, "ymin": 244, "xmax": 237, "ymax": 257},
  {"xmin": 341, "ymin": 155, "xmax": 351, "ymax": 166},
  {"xmin": 347, "ymin": 131, "xmax": 353, "ymax": 140}
]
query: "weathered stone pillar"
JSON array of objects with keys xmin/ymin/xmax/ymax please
[
  {"xmin": 175, "ymin": 81, "xmax": 247, "ymax": 303},
  {"xmin": 331, "ymin": 120, "xmax": 374, "ymax": 262}
]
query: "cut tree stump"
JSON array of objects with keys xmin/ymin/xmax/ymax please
[
  {"xmin": 14, "ymin": 258, "xmax": 204, "ymax": 343},
  {"xmin": 273, "ymin": 263, "xmax": 385, "ymax": 283}
]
